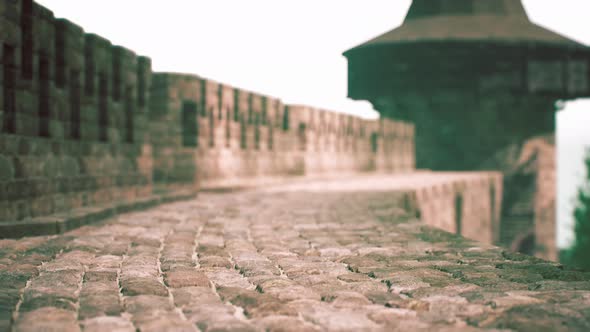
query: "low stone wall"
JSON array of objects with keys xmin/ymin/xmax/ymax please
[
  {"xmin": 268, "ymin": 172, "xmax": 503, "ymax": 247},
  {"xmin": 410, "ymin": 172, "xmax": 503, "ymax": 245}
]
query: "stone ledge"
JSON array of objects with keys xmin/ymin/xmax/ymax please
[
  {"xmin": 199, "ymin": 171, "xmax": 421, "ymax": 192},
  {"xmin": 264, "ymin": 171, "xmax": 503, "ymax": 250},
  {"xmin": 0, "ymin": 190, "xmax": 197, "ymax": 239}
]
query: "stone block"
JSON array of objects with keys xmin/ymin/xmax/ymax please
[
  {"xmin": 15, "ymin": 307, "xmax": 80, "ymax": 332},
  {"xmin": 164, "ymin": 271, "xmax": 210, "ymax": 288},
  {"xmin": 81, "ymin": 316, "xmax": 135, "ymax": 332},
  {"xmin": 0, "ymin": 155, "xmax": 14, "ymax": 181},
  {"xmin": 120, "ymin": 277, "xmax": 168, "ymax": 297}
]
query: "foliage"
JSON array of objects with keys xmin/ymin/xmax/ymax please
[{"xmin": 562, "ymin": 148, "xmax": 590, "ymax": 270}]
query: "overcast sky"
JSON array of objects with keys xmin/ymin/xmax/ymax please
[{"xmin": 37, "ymin": 0, "xmax": 590, "ymax": 248}]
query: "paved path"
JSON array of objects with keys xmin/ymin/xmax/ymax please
[{"xmin": 1, "ymin": 184, "xmax": 590, "ymax": 331}]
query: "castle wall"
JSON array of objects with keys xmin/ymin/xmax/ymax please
[
  {"xmin": 148, "ymin": 74, "xmax": 198, "ymax": 192},
  {"xmin": 372, "ymin": 88, "xmax": 560, "ymax": 260},
  {"xmin": 149, "ymin": 73, "xmax": 416, "ymax": 190},
  {"xmin": 374, "ymin": 90, "xmax": 556, "ymax": 172},
  {"xmin": 0, "ymin": 0, "xmax": 518, "ymax": 254},
  {"xmin": 0, "ymin": 1, "xmax": 153, "ymax": 223},
  {"xmin": 1, "ymin": 1, "xmax": 418, "ymax": 222},
  {"xmin": 271, "ymin": 171, "xmax": 504, "ymax": 246},
  {"xmin": 410, "ymin": 172, "xmax": 503, "ymax": 245}
]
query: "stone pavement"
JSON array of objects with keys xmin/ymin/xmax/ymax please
[{"xmin": 1, "ymin": 181, "xmax": 590, "ymax": 331}]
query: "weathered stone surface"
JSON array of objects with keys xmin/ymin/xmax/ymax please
[
  {"xmin": 15, "ymin": 307, "xmax": 80, "ymax": 332},
  {"xmin": 79, "ymin": 284, "xmax": 122, "ymax": 319},
  {"xmin": 2, "ymin": 187, "xmax": 590, "ymax": 331},
  {"xmin": 330, "ymin": 291, "xmax": 372, "ymax": 309},
  {"xmin": 199, "ymin": 256, "xmax": 233, "ymax": 268},
  {"xmin": 81, "ymin": 316, "xmax": 135, "ymax": 332},
  {"xmin": 483, "ymin": 304, "xmax": 590, "ymax": 331},
  {"xmin": 205, "ymin": 268, "xmax": 254, "ymax": 290},
  {"xmin": 84, "ymin": 270, "xmax": 118, "ymax": 282},
  {"xmin": 286, "ymin": 299, "xmax": 381, "ymax": 331},
  {"xmin": 172, "ymin": 287, "xmax": 220, "ymax": 307},
  {"xmin": 21, "ymin": 270, "xmax": 82, "ymax": 312},
  {"xmin": 164, "ymin": 271, "xmax": 210, "ymax": 288},
  {"xmin": 120, "ymin": 277, "xmax": 168, "ymax": 297},
  {"xmin": 133, "ymin": 311, "xmax": 198, "ymax": 332},
  {"xmin": 253, "ymin": 315, "xmax": 321, "ymax": 332},
  {"xmin": 125, "ymin": 295, "xmax": 174, "ymax": 313},
  {"xmin": 217, "ymin": 287, "xmax": 294, "ymax": 318},
  {"xmin": 0, "ymin": 156, "xmax": 15, "ymax": 181}
]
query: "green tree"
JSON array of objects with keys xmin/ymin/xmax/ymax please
[{"xmin": 564, "ymin": 148, "xmax": 590, "ymax": 270}]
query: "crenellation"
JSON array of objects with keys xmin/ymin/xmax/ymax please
[
  {"xmin": 17, "ymin": 0, "xmax": 31, "ymax": 81},
  {"xmin": 136, "ymin": 56, "xmax": 150, "ymax": 109},
  {"xmin": 54, "ymin": 19, "xmax": 81, "ymax": 89},
  {"xmin": 82, "ymin": 34, "xmax": 108, "ymax": 141},
  {"xmin": 251, "ymin": 93, "xmax": 263, "ymax": 125},
  {"xmin": 203, "ymin": 78, "xmax": 218, "ymax": 122},
  {"xmin": 31, "ymin": 3, "xmax": 53, "ymax": 59},
  {"xmin": 110, "ymin": 46, "xmax": 123, "ymax": 102},
  {"xmin": 149, "ymin": 73, "xmax": 198, "ymax": 191},
  {"xmin": 146, "ymin": 67, "xmax": 416, "ymax": 189},
  {"xmin": 114, "ymin": 46, "xmax": 138, "ymax": 144},
  {"xmin": 220, "ymin": 84, "xmax": 232, "ymax": 124},
  {"xmin": 0, "ymin": 2, "xmax": 157, "ymax": 227},
  {"xmin": 54, "ymin": 19, "xmax": 84, "ymax": 141}
]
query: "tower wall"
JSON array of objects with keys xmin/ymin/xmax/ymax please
[{"xmin": 343, "ymin": 0, "xmax": 590, "ymax": 260}]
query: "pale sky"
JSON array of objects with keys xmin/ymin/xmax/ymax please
[{"xmin": 37, "ymin": 0, "xmax": 590, "ymax": 248}]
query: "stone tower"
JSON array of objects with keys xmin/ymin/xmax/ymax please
[
  {"xmin": 344, "ymin": 0, "xmax": 590, "ymax": 260},
  {"xmin": 344, "ymin": 0, "xmax": 590, "ymax": 171}
]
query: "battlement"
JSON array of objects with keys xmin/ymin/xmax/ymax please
[
  {"xmin": 149, "ymin": 72, "xmax": 415, "ymax": 190},
  {"xmin": 0, "ymin": 0, "xmax": 154, "ymax": 223},
  {"xmin": 0, "ymin": 0, "xmax": 415, "ymax": 226},
  {"xmin": 1, "ymin": 0, "xmax": 151, "ymax": 141}
]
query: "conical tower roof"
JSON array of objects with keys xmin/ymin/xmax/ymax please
[{"xmin": 346, "ymin": 0, "xmax": 585, "ymax": 53}]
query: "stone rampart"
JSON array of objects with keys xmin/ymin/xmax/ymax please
[{"xmin": 1, "ymin": 1, "xmax": 154, "ymax": 230}]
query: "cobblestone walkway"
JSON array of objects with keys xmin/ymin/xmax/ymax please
[{"xmin": 1, "ymin": 187, "xmax": 590, "ymax": 331}]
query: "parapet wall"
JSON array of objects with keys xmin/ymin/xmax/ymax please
[
  {"xmin": 409, "ymin": 172, "xmax": 503, "ymax": 245},
  {"xmin": 0, "ymin": 1, "xmax": 154, "ymax": 223},
  {"xmin": 270, "ymin": 171, "xmax": 503, "ymax": 246},
  {"xmin": 0, "ymin": 1, "xmax": 516, "ymax": 265},
  {"xmin": 150, "ymin": 73, "xmax": 415, "ymax": 189},
  {"xmin": 0, "ymin": 0, "xmax": 416, "ymax": 227}
]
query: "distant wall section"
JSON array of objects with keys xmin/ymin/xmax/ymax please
[{"xmin": 149, "ymin": 73, "xmax": 416, "ymax": 189}]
